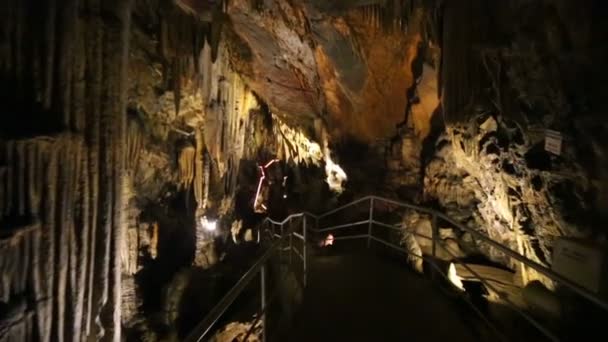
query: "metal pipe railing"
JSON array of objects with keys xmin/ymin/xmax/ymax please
[
  {"xmin": 184, "ymin": 237, "xmax": 280, "ymax": 342},
  {"xmin": 317, "ymin": 219, "xmax": 369, "ymax": 233},
  {"xmin": 318, "ymin": 195, "xmax": 608, "ymax": 313},
  {"xmin": 306, "ymin": 195, "xmax": 608, "ymax": 341},
  {"xmin": 188, "ymin": 195, "xmax": 608, "ymax": 342},
  {"xmin": 185, "ymin": 213, "xmax": 308, "ymax": 342},
  {"xmin": 435, "ymin": 238, "xmax": 559, "ymax": 341},
  {"xmin": 317, "ymin": 196, "xmax": 372, "ymax": 219}
]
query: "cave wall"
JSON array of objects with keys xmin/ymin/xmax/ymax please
[
  {"xmin": 121, "ymin": 2, "xmax": 342, "ymax": 338},
  {"xmin": 2, "ymin": 0, "xmax": 607, "ymax": 339},
  {"xmin": 422, "ymin": 0, "xmax": 608, "ymax": 285},
  {"xmin": 209, "ymin": 0, "xmax": 607, "ymax": 286},
  {"xmin": 0, "ymin": 0, "xmax": 132, "ymax": 341}
]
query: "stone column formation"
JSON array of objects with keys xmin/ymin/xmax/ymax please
[{"xmin": 0, "ymin": 0, "xmax": 132, "ymax": 340}]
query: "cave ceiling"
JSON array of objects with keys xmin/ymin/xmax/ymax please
[{"xmin": 174, "ymin": 0, "xmax": 428, "ymax": 142}]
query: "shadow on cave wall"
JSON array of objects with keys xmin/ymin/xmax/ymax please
[{"xmin": 136, "ymin": 187, "xmax": 196, "ymax": 314}]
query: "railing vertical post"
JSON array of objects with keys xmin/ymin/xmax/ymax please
[
  {"xmin": 289, "ymin": 228, "xmax": 293, "ymax": 267},
  {"xmin": 367, "ymin": 197, "xmax": 374, "ymax": 248},
  {"xmin": 303, "ymin": 215, "xmax": 307, "ymax": 287},
  {"xmin": 432, "ymin": 214, "xmax": 438, "ymax": 258},
  {"xmin": 260, "ymin": 265, "xmax": 267, "ymax": 342},
  {"xmin": 280, "ymin": 224, "xmax": 284, "ymax": 263}
]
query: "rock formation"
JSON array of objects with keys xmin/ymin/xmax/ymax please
[{"xmin": 1, "ymin": 0, "xmax": 607, "ymax": 341}]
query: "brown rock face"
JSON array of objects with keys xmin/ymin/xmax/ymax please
[
  {"xmin": 225, "ymin": 1, "xmax": 424, "ymax": 142},
  {"xmin": 227, "ymin": 0, "xmax": 322, "ymax": 121},
  {"xmin": 316, "ymin": 12, "xmax": 418, "ymax": 142}
]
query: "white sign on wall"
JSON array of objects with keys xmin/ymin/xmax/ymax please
[
  {"xmin": 545, "ymin": 130, "xmax": 562, "ymax": 156},
  {"xmin": 552, "ymin": 238, "xmax": 605, "ymax": 294}
]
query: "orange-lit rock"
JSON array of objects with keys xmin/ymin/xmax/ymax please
[{"xmin": 225, "ymin": 2, "xmax": 426, "ymax": 142}]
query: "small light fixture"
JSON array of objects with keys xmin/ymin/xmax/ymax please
[
  {"xmin": 448, "ymin": 262, "xmax": 465, "ymax": 291},
  {"xmin": 201, "ymin": 216, "xmax": 217, "ymax": 232}
]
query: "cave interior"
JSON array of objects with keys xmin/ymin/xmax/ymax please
[{"xmin": 1, "ymin": 0, "xmax": 608, "ymax": 341}]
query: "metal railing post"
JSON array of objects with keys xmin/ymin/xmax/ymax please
[
  {"xmin": 260, "ymin": 265, "xmax": 267, "ymax": 342},
  {"xmin": 187, "ymin": 195, "xmax": 608, "ymax": 342},
  {"xmin": 289, "ymin": 228, "xmax": 293, "ymax": 266},
  {"xmin": 303, "ymin": 215, "xmax": 307, "ymax": 287},
  {"xmin": 280, "ymin": 224, "xmax": 284, "ymax": 263},
  {"xmin": 367, "ymin": 197, "xmax": 374, "ymax": 248}
]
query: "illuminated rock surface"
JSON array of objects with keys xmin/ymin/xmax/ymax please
[{"xmin": 1, "ymin": 0, "xmax": 607, "ymax": 341}]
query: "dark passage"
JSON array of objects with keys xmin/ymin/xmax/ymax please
[{"xmin": 288, "ymin": 252, "xmax": 492, "ymax": 342}]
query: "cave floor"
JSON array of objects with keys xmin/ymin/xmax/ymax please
[{"xmin": 286, "ymin": 251, "xmax": 496, "ymax": 342}]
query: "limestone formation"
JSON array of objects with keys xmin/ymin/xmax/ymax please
[{"xmin": 2, "ymin": 0, "xmax": 607, "ymax": 341}]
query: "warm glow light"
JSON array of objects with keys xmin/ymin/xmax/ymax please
[
  {"xmin": 320, "ymin": 234, "xmax": 334, "ymax": 247},
  {"xmin": 201, "ymin": 217, "xmax": 217, "ymax": 232},
  {"xmin": 264, "ymin": 159, "xmax": 279, "ymax": 168},
  {"xmin": 448, "ymin": 263, "xmax": 465, "ymax": 291},
  {"xmin": 253, "ymin": 166, "xmax": 266, "ymax": 211},
  {"xmin": 325, "ymin": 155, "xmax": 347, "ymax": 194},
  {"xmin": 253, "ymin": 160, "xmax": 279, "ymax": 212}
]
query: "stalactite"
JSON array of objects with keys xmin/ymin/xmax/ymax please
[
  {"xmin": 272, "ymin": 117, "xmax": 323, "ymax": 167},
  {"xmin": 201, "ymin": 41, "xmax": 213, "ymax": 107},
  {"xmin": 71, "ymin": 12, "xmax": 86, "ymax": 133},
  {"xmin": 179, "ymin": 146, "xmax": 196, "ymax": 190},
  {"xmin": 210, "ymin": 13, "xmax": 223, "ymax": 62},
  {"xmin": 74, "ymin": 141, "xmax": 89, "ymax": 342},
  {"xmin": 42, "ymin": 142, "xmax": 58, "ymax": 342},
  {"xmin": 5, "ymin": 141, "xmax": 14, "ymax": 217},
  {"xmin": 1, "ymin": 0, "xmax": 132, "ymax": 339},
  {"xmin": 126, "ymin": 118, "xmax": 143, "ymax": 174},
  {"xmin": 172, "ymin": 58, "xmax": 182, "ymax": 116},
  {"xmin": 194, "ymin": 129, "xmax": 205, "ymax": 208},
  {"xmin": 17, "ymin": 141, "xmax": 25, "ymax": 216},
  {"xmin": 55, "ymin": 0, "xmax": 78, "ymax": 129},
  {"xmin": 203, "ymin": 149, "xmax": 210, "ymax": 209},
  {"xmin": 151, "ymin": 223, "xmax": 159, "ymax": 260},
  {"xmin": 41, "ymin": 0, "xmax": 57, "ymax": 109},
  {"xmin": 356, "ymin": 0, "xmax": 420, "ymax": 34},
  {"xmin": 26, "ymin": 141, "xmax": 40, "ymax": 217},
  {"xmin": 54, "ymin": 139, "xmax": 71, "ymax": 342},
  {"xmin": 159, "ymin": 17, "xmax": 169, "ymax": 62},
  {"xmin": 107, "ymin": 2, "xmax": 131, "ymax": 340},
  {"xmin": 84, "ymin": 0, "xmax": 103, "ymax": 336}
]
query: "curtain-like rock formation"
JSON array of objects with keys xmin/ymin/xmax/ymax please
[{"xmin": 0, "ymin": 0, "xmax": 132, "ymax": 340}]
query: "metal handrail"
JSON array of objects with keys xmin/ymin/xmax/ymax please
[
  {"xmin": 185, "ymin": 214, "xmax": 308, "ymax": 342},
  {"xmin": 314, "ymin": 195, "xmax": 608, "ymax": 313},
  {"xmin": 184, "ymin": 238, "xmax": 278, "ymax": 342},
  {"xmin": 385, "ymin": 196, "xmax": 608, "ymax": 312},
  {"xmin": 188, "ymin": 195, "xmax": 608, "ymax": 342},
  {"xmin": 307, "ymin": 195, "xmax": 608, "ymax": 341}
]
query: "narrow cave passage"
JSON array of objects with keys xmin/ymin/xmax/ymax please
[{"xmin": 1, "ymin": 0, "xmax": 608, "ymax": 341}]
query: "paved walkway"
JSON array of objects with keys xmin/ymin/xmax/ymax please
[{"xmin": 287, "ymin": 252, "xmax": 495, "ymax": 342}]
